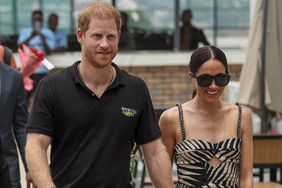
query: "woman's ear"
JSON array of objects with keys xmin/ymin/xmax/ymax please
[
  {"xmin": 187, "ymin": 72, "xmax": 194, "ymax": 79},
  {"xmin": 188, "ymin": 72, "xmax": 197, "ymax": 85}
]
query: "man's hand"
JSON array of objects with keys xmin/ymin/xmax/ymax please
[{"xmin": 26, "ymin": 172, "xmax": 37, "ymax": 188}]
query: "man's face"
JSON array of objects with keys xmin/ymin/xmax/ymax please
[
  {"xmin": 48, "ymin": 15, "xmax": 58, "ymax": 30},
  {"xmin": 32, "ymin": 13, "xmax": 43, "ymax": 29},
  {"xmin": 32, "ymin": 13, "xmax": 43, "ymax": 24},
  {"xmin": 182, "ymin": 11, "xmax": 192, "ymax": 25},
  {"xmin": 76, "ymin": 16, "xmax": 120, "ymax": 68}
]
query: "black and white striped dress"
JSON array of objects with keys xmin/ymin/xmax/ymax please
[{"xmin": 174, "ymin": 103, "xmax": 242, "ymax": 188}]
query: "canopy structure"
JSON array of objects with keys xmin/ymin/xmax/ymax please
[{"xmin": 238, "ymin": 0, "xmax": 282, "ymax": 132}]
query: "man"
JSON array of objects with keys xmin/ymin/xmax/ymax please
[
  {"xmin": 48, "ymin": 13, "xmax": 68, "ymax": 52},
  {"xmin": 180, "ymin": 9, "xmax": 210, "ymax": 50},
  {"xmin": 0, "ymin": 138, "xmax": 11, "ymax": 187},
  {"xmin": 0, "ymin": 62, "xmax": 29, "ymax": 188},
  {"xmin": 26, "ymin": 2, "xmax": 173, "ymax": 188}
]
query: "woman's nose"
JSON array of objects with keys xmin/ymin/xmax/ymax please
[{"xmin": 209, "ymin": 80, "xmax": 218, "ymax": 88}]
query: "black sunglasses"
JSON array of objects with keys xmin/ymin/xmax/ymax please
[{"xmin": 192, "ymin": 73, "xmax": 231, "ymax": 87}]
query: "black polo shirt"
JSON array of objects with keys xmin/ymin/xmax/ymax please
[{"xmin": 27, "ymin": 61, "xmax": 160, "ymax": 188}]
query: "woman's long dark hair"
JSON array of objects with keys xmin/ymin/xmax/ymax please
[{"xmin": 189, "ymin": 45, "xmax": 229, "ymax": 74}]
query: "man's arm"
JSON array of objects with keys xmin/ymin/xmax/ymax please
[
  {"xmin": 141, "ymin": 138, "xmax": 173, "ymax": 188},
  {"xmin": 26, "ymin": 133, "xmax": 56, "ymax": 187},
  {"xmin": 199, "ymin": 29, "xmax": 210, "ymax": 45}
]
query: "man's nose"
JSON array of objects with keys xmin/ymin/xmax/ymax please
[{"xmin": 99, "ymin": 37, "xmax": 110, "ymax": 48}]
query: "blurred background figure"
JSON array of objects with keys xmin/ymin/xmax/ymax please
[
  {"xmin": 0, "ymin": 62, "xmax": 29, "ymax": 188},
  {"xmin": 17, "ymin": 10, "xmax": 55, "ymax": 106},
  {"xmin": 48, "ymin": 13, "xmax": 68, "ymax": 52},
  {"xmin": 180, "ymin": 9, "xmax": 210, "ymax": 50},
  {"xmin": 17, "ymin": 10, "xmax": 55, "ymax": 55},
  {"xmin": 118, "ymin": 11, "xmax": 136, "ymax": 51},
  {"xmin": 0, "ymin": 43, "xmax": 17, "ymax": 69}
]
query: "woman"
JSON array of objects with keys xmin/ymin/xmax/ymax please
[{"xmin": 159, "ymin": 45, "xmax": 253, "ymax": 187}]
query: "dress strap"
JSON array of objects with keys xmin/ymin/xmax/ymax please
[
  {"xmin": 235, "ymin": 103, "xmax": 242, "ymax": 138},
  {"xmin": 176, "ymin": 103, "xmax": 186, "ymax": 140}
]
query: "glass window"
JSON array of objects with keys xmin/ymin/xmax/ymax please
[
  {"xmin": 17, "ymin": 0, "xmax": 41, "ymax": 31},
  {"xmin": 43, "ymin": 0, "xmax": 71, "ymax": 33},
  {"xmin": 117, "ymin": 0, "xmax": 174, "ymax": 32},
  {"xmin": 0, "ymin": 0, "xmax": 250, "ymax": 50},
  {"xmin": 0, "ymin": 0, "xmax": 14, "ymax": 35}
]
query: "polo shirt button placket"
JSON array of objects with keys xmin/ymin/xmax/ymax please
[{"xmin": 92, "ymin": 93, "xmax": 95, "ymax": 97}]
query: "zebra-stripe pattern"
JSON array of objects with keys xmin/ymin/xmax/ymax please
[{"xmin": 174, "ymin": 104, "xmax": 242, "ymax": 188}]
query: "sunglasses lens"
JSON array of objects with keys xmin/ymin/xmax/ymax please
[
  {"xmin": 195, "ymin": 73, "xmax": 230, "ymax": 87},
  {"xmin": 197, "ymin": 75, "xmax": 213, "ymax": 87},
  {"xmin": 215, "ymin": 74, "xmax": 230, "ymax": 86}
]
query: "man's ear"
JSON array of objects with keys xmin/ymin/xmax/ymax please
[{"xmin": 76, "ymin": 28, "xmax": 83, "ymax": 44}]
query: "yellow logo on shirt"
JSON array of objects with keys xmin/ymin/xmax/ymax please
[{"xmin": 121, "ymin": 107, "xmax": 137, "ymax": 117}]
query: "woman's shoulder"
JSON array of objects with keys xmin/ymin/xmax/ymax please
[
  {"xmin": 225, "ymin": 102, "xmax": 252, "ymax": 129},
  {"xmin": 222, "ymin": 102, "xmax": 250, "ymax": 113},
  {"xmin": 239, "ymin": 104, "xmax": 253, "ymax": 125},
  {"xmin": 160, "ymin": 106, "xmax": 179, "ymax": 123},
  {"xmin": 159, "ymin": 105, "xmax": 181, "ymax": 136},
  {"xmin": 160, "ymin": 102, "xmax": 192, "ymax": 125},
  {"xmin": 233, "ymin": 102, "xmax": 252, "ymax": 118}
]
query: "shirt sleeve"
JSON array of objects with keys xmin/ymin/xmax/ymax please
[
  {"xmin": 57, "ymin": 32, "xmax": 68, "ymax": 48},
  {"xmin": 17, "ymin": 29, "xmax": 31, "ymax": 45},
  {"xmin": 199, "ymin": 29, "xmax": 210, "ymax": 45},
  {"xmin": 135, "ymin": 81, "xmax": 161, "ymax": 145},
  {"xmin": 42, "ymin": 28, "xmax": 56, "ymax": 50},
  {"xmin": 27, "ymin": 78, "xmax": 55, "ymax": 137}
]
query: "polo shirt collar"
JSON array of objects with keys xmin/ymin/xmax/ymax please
[
  {"xmin": 111, "ymin": 62, "xmax": 125, "ymax": 88},
  {"xmin": 71, "ymin": 61, "xmax": 125, "ymax": 88}
]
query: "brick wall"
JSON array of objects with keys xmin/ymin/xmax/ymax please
[{"xmin": 122, "ymin": 64, "xmax": 242, "ymax": 108}]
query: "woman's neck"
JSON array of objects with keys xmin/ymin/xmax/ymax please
[{"xmin": 192, "ymin": 96, "xmax": 224, "ymax": 115}]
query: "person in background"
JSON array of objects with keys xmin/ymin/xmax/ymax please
[
  {"xmin": 48, "ymin": 12, "xmax": 68, "ymax": 52},
  {"xmin": 0, "ymin": 44, "xmax": 17, "ymax": 69},
  {"xmin": 18, "ymin": 10, "xmax": 55, "ymax": 55},
  {"xmin": 159, "ymin": 46, "xmax": 253, "ymax": 187},
  {"xmin": 26, "ymin": 2, "xmax": 173, "ymax": 188},
  {"xmin": 17, "ymin": 10, "xmax": 56, "ymax": 107},
  {"xmin": 118, "ymin": 11, "xmax": 136, "ymax": 51},
  {"xmin": 180, "ymin": 9, "xmax": 210, "ymax": 50},
  {"xmin": 0, "ymin": 62, "xmax": 30, "ymax": 188}
]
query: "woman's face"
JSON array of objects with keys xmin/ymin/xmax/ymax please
[{"xmin": 190, "ymin": 59, "xmax": 227, "ymax": 102}]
